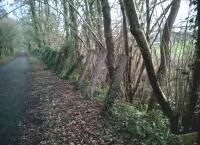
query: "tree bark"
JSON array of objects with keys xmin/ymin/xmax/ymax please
[
  {"xmin": 44, "ymin": 0, "xmax": 51, "ymax": 45},
  {"xmin": 123, "ymin": 0, "xmax": 178, "ymax": 133},
  {"xmin": 65, "ymin": 55, "xmax": 84, "ymax": 79},
  {"xmin": 159, "ymin": 0, "xmax": 181, "ymax": 72},
  {"xmin": 146, "ymin": 0, "xmax": 150, "ymax": 42},
  {"xmin": 78, "ymin": 52, "xmax": 93, "ymax": 89},
  {"xmin": 132, "ymin": 63, "xmax": 145, "ymax": 97},
  {"xmin": 101, "ymin": 0, "xmax": 115, "ymax": 79},
  {"xmin": 119, "ymin": 0, "xmax": 133, "ymax": 102},
  {"xmin": 87, "ymin": 49, "xmax": 108, "ymax": 97},
  {"xmin": 102, "ymin": 55, "xmax": 128, "ymax": 115},
  {"xmin": 29, "ymin": 0, "xmax": 42, "ymax": 48},
  {"xmin": 84, "ymin": 0, "xmax": 92, "ymax": 51},
  {"xmin": 96, "ymin": 0, "xmax": 103, "ymax": 42},
  {"xmin": 62, "ymin": 0, "xmax": 70, "ymax": 39},
  {"xmin": 148, "ymin": 0, "xmax": 181, "ymax": 110},
  {"xmin": 69, "ymin": 0, "xmax": 79, "ymax": 54},
  {"xmin": 183, "ymin": 0, "xmax": 200, "ymax": 132}
]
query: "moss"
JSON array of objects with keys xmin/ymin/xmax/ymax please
[{"xmin": 178, "ymin": 132, "xmax": 198, "ymax": 145}]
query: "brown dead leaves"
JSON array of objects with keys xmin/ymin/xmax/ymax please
[{"xmin": 22, "ymin": 61, "xmax": 122, "ymax": 145}]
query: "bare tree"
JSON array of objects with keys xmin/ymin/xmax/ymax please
[
  {"xmin": 119, "ymin": 0, "xmax": 133, "ymax": 102},
  {"xmin": 78, "ymin": 51, "xmax": 93, "ymax": 88},
  {"xmin": 183, "ymin": 0, "xmax": 200, "ymax": 132},
  {"xmin": 28, "ymin": 0, "xmax": 42, "ymax": 48},
  {"xmin": 159, "ymin": 0, "xmax": 181, "ymax": 70},
  {"xmin": 87, "ymin": 49, "xmax": 107, "ymax": 97},
  {"xmin": 101, "ymin": 0, "xmax": 115, "ymax": 79},
  {"xmin": 102, "ymin": 55, "xmax": 127, "ymax": 115},
  {"xmin": 69, "ymin": 0, "xmax": 79, "ymax": 54},
  {"xmin": 62, "ymin": 0, "xmax": 70, "ymax": 39},
  {"xmin": 122, "ymin": 0, "xmax": 178, "ymax": 133}
]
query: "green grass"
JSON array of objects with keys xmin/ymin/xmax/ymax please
[
  {"xmin": 151, "ymin": 40, "xmax": 195, "ymax": 59},
  {"xmin": 93, "ymin": 82, "xmax": 109, "ymax": 99},
  {"xmin": 0, "ymin": 51, "xmax": 16, "ymax": 65}
]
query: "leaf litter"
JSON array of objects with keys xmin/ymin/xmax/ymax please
[{"xmin": 22, "ymin": 60, "xmax": 123, "ymax": 145}]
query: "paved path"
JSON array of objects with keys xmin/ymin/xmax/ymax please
[{"xmin": 0, "ymin": 53, "xmax": 29, "ymax": 145}]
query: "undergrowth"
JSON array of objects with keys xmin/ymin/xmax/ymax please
[
  {"xmin": 106, "ymin": 100, "xmax": 182, "ymax": 145},
  {"xmin": 0, "ymin": 49, "xmax": 16, "ymax": 64},
  {"xmin": 30, "ymin": 47, "xmax": 183, "ymax": 145}
]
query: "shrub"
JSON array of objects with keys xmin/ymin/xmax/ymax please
[{"xmin": 107, "ymin": 101, "xmax": 181, "ymax": 145}]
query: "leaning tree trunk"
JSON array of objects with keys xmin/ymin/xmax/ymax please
[
  {"xmin": 148, "ymin": 0, "xmax": 181, "ymax": 110},
  {"xmin": 44, "ymin": 0, "xmax": 51, "ymax": 45},
  {"xmin": 96, "ymin": 0, "xmax": 103, "ymax": 42},
  {"xmin": 183, "ymin": 0, "xmax": 200, "ymax": 132},
  {"xmin": 69, "ymin": 0, "xmax": 79, "ymax": 58},
  {"xmin": 119, "ymin": 0, "xmax": 133, "ymax": 103},
  {"xmin": 87, "ymin": 49, "xmax": 108, "ymax": 97},
  {"xmin": 62, "ymin": 0, "xmax": 70, "ymax": 39},
  {"xmin": 160, "ymin": 0, "xmax": 181, "ymax": 69},
  {"xmin": 101, "ymin": 55, "xmax": 128, "ymax": 115},
  {"xmin": 132, "ymin": 63, "xmax": 145, "ymax": 96},
  {"xmin": 84, "ymin": 0, "xmax": 92, "ymax": 49},
  {"xmin": 101, "ymin": 0, "xmax": 115, "ymax": 80},
  {"xmin": 78, "ymin": 52, "xmax": 93, "ymax": 89},
  {"xmin": 157, "ymin": 0, "xmax": 181, "ymax": 79},
  {"xmin": 54, "ymin": 51, "xmax": 63, "ymax": 72},
  {"xmin": 123, "ymin": 0, "xmax": 178, "ymax": 133},
  {"xmin": 64, "ymin": 55, "xmax": 84, "ymax": 79}
]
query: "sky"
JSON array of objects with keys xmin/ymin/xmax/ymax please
[
  {"xmin": 3, "ymin": 0, "xmax": 191, "ymax": 29},
  {"xmin": 176, "ymin": 0, "xmax": 190, "ymax": 22},
  {"xmin": 109, "ymin": 0, "xmax": 190, "ymax": 24}
]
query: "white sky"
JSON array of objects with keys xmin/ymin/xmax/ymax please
[
  {"xmin": 176, "ymin": 0, "xmax": 190, "ymax": 24},
  {"xmin": 109, "ymin": 0, "xmax": 190, "ymax": 23},
  {"xmin": 3, "ymin": 0, "xmax": 190, "ymax": 28}
]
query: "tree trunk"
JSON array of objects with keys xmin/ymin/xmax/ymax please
[
  {"xmin": 78, "ymin": 52, "xmax": 93, "ymax": 89},
  {"xmin": 146, "ymin": 0, "xmax": 150, "ymax": 42},
  {"xmin": 148, "ymin": 0, "xmax": 181, "ymax": 110},
  {"xmin": 87, "ymin": 49, "xmax": 108, "ymax": 97},
  {"xmin": 183, "ymin": 0, "xmax": 200, "ymax": 132},
  {"xmin": 29, "ymin": 0, "xmax": 41, "ymax": 48},
  {"xmin": 123, "ymin": 0, "xmax": 178, "ymax": 133},
  {"xmin": 102, "ymin": 55, "xmax": 128, "ymax": 115},
  {"xmin": 132, "ymin": 63, "xmax": 145, "ymax": 97},
  {"xmin": 62, "ymin": 0, "xmax": 70, "ymax": 39},
  {"xmin": 44, "ymin": 0, "xmax": 51, "ymax": 45},
  {"xmin": 101, "ymin": 0, "xmax": 115, "ymax": 79},
  {"xmin": 65, "ymin": 55, "xmax": 84, "ymax": 79},
  {"xmin": 96, "ymin": 0, "xmax": 103, "ymax": 42},
  {"xmin": 159, "ymin": 0, "xmax": 181, "ymax": 72},
  {"xmin": 84, "ymin": 0, "xmax": 92, "ymax": 51},
  {"xmin": 119, "ymin": 0, "xmax": 133, "ymax": 103},
  {"xmin": 37, "ymin": 0, "xmax": 46, "ymax": 47},
  {"xmin": 69, "ymin": 0, "xmax": 79, "ymax": 57}
]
